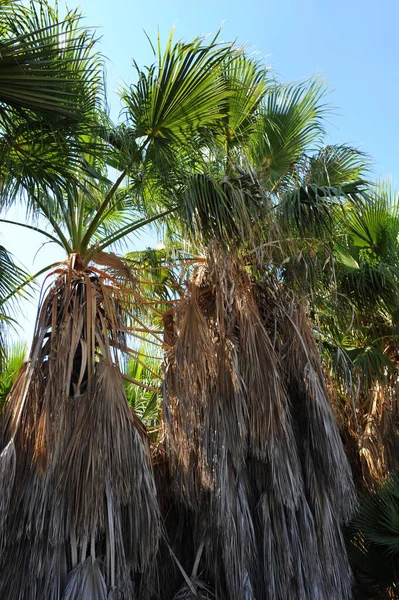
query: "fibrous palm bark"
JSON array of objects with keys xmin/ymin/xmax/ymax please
[
  {"xmin": 0, "ymin": 256, "xmax": 160, "ymax": 599},
  {"xmin": 161, "ymin": 245, "xmax": 356, "ymax": 600}
]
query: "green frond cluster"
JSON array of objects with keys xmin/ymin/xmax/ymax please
[{"xmin": 0, "ymin": 0, "xmax": 104, "ymax": 202}]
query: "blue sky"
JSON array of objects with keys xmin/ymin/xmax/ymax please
[
  {"xmin": 3, "ymin": 0, "xmax": 399, "ymax": 343},
  {"xmin": 79, "ymin": 0, "xmax": 398, "ymax": 178}
]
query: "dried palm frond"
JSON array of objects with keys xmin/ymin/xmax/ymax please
[
  {"xmin": 63, "ymin": 558, "xmax": 107, "ymax": 599},
  {"xmin": 0, "ymin": 255, "xmax": 160, "ymax": 599},
  {"xmin": 162, "ymin": 243, "xmax": 356, "ymax": 600},
  {"xmin": 172, "ymin": 579, "xmax": 215, "ymax": 599},
  {"xmin": 329, "ymin": 373, "xmax": 399, "ymax": 491}
]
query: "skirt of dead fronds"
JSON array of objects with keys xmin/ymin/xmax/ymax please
[
  {"xmin": 0, "ymin": 259, "xmax": 160, "ymax": 599},
  {"xmin": 329, "ymin": 376, "xmax": 399, "ymax": 491},
  {"xmin": 160, "ymin": 245, "xmax": 357, "ymax": 600}
]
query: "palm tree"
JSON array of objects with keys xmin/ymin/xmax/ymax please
[
  {"xmin": 0, "ymin": 33, "xmax": 237, "ymax": 598},
  {"xmin": 0, "ymin": 0, "xmax": 103, "ymax": 358},
  {"xmin": 0, "ymin": 188, "xmax": 164, "ymax": 598},
  {"xmin": 161, "ymin": 245, "xmax": 357, "ymax": 599},
  {"xmin": 0, "ymin": 25, "xmax": 376, "ymax": 598},
  {"xmin": 125, "ymin": 56, "xmax": 369, "ymax": 599}
]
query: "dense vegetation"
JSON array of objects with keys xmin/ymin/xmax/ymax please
[{"xmin": 1, "ymin": 1, "xmax": 399, "ymax": 598}]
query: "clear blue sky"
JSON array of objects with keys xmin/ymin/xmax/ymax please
[
  {"xmin": 3, "ymin": 0, "xmax": 399, "ymax": 343},
  {"xmin": 78, "ymin": 0, "xmax": 398, "ymax": 179}
]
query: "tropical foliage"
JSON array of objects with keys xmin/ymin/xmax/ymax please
[
  {"xmin": 309, "ymin": 186, "xmax": 399, "ymax": 489},
  {"xmin": 0, "ymin": 341, "xmax": 26, "ymax": 409},
  {"xmin": 351, "ymin": 472, "xmax": 399, "ymax": 598},
  {"xmin": 0, "ymin": 2, "xmax": 398, "ymax": 598},
  {"xmin": 0, "ymin": 0, "xmax": 102, "ymax": 200},
  {"xmin": 0, "ymin": 0, "xmax": 103, "ymax": 359}
]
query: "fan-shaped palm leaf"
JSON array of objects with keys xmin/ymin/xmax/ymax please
[
  {"xmin": 0, "ymin": 0, "xmax": 103, "ymax": 202},
  {"xmin": 250, "ymin": 78, "xmax": 327, "ymax": 184},
  {"xmin": 0, "ymin": 0, "xmax": 100, "ymax": 126},
  {"xmin": 308, "ymin": 144, "xmax": 370, "ymax": 188},
  {"xmin": 122, "ymin": 31, "xmax": 230, "ymax": 147},
  {"xmin": 220, "ymin": 51, "xmax": 267, "ymax": 149},
  {"xmin": 351, "ymin": 473, "xmax": 399, "ymax": 597}
]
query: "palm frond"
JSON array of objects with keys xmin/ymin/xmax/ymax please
[
  {"xmin": 276, "ymin": 147, "xmax": 369, "ymax": 238},
  {"xmin": 0, "ymin": 0, "xmax": 100, "ymax": 125},
  {"xmin": 0, "ymin": 341, "xmax": 27, "ymax": 410},
  {"xmin": 179, "ymin": 171, "xmax": 267, "ymax": 247},
  {"xmin": 0, "ymin": 244, "xmax": 31, "ymax": 363},
  {"xmin": 0, "ymin": 244, "xmax": 30, "ymax": 313},
  {"xmin": 121, "ymin": 31, "xmax": 230, "ymax": 150},
  {"xmin": 124, "ymin": 349, "xmax": 162, "ymax": 428},
  {"xmin": 351, "ymin": 472, "xmax": 399, "ymax": 598},
  {"xmin": 250, "ymin": 78, "xmax": 328, "ymax": 184},
  {"xmin": 308, "ymin": 144, "xmax": 371, "ymax": 187},
  {"xmin": 63, "ymin": 558, "xmax": 107, "ymax": 599},
  {"xmin": 0, "ymin": 0, "xmax": 104, "ymax": 203},
  {"xmin": 220, "ymin": 50, "xmax": 268, "ymax": 148}
]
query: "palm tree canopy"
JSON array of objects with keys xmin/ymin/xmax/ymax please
[{"xmin": 0, "ymin": 0, "xmax": 103, "ymax": 202}]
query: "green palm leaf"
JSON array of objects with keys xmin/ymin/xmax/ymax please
[
  {"xmin": 123, "ymin": 31, "xmax": 230, "ymax": 144},
  {"xmin": 250, "ymin": 78, "xmax": 327, "ymax": 184},
  {"xmin": 220, "ymin": 51, "xmax": 267, "ymax": 148},
  {"xmin": 0, "ymin": 341, "xmax": 26, "ymax": 409},
  {"xmin": 308, "ymin": 144, "xmax": 370, "ymax": 187},
  {"xmin": 351, "ymin": 473, "xmax": 399, "ymax": 597},
  {"xmin": 0, "ymin": 0, "xmax": 103, "ymax": 202},
  {"xmin": 0, "ymin": 0, "xmax": 100, "ymax": 126},
  {"xmin": 0, "ymin": 244, "xmax": 29, "ymax": 369},
  {"xmin": 180, "ymin": 171, "xmax": 266, "ymax": 247},
  {"xmin": 124, "ymin": 349, "xmax": 162, "ymax": 427}
]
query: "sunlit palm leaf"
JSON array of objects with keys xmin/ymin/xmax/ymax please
[
  {"xmin": 220, "ymin": 51, "xmax": 267, "ymax": 148},
  {"xmin": 0, "ymin": 244, "xmax": 31, "ymax": 364},
  {"xmin": 122, "ymin": 31, "xmax": 230, "ymax": 146},
  {"xmin": 0, "ymin": 0, "xmax": 103, "ymax": 202},
  {"xmin": 0, "ymin": 341, "xmax": 26, "ymax": 409},
  {"xmin": 0, "ymin": 1, "xmax": 100, "ymax": 126},
  {"xmin": 0, "ymin": 245, "xmax": 30, "ymax": 314},
  {"xmin": 124, "ymin": 350, "xmax": 162, "ymax": 427},
  {"xmin": 250, "ymin": 78, "xmax": 327, "ymax": 184},
  {"xmin": 308, "ymin": 144, "xmax": 370, "ymax": 187}
]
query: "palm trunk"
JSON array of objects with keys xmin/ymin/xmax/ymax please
[
  {"xmin": 0, "ymin": 258, "xmax": 160, "ymax": 599},
  {"xmin": 161, "ymin": 244, "xmax": 356, "ymax": 599}
]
